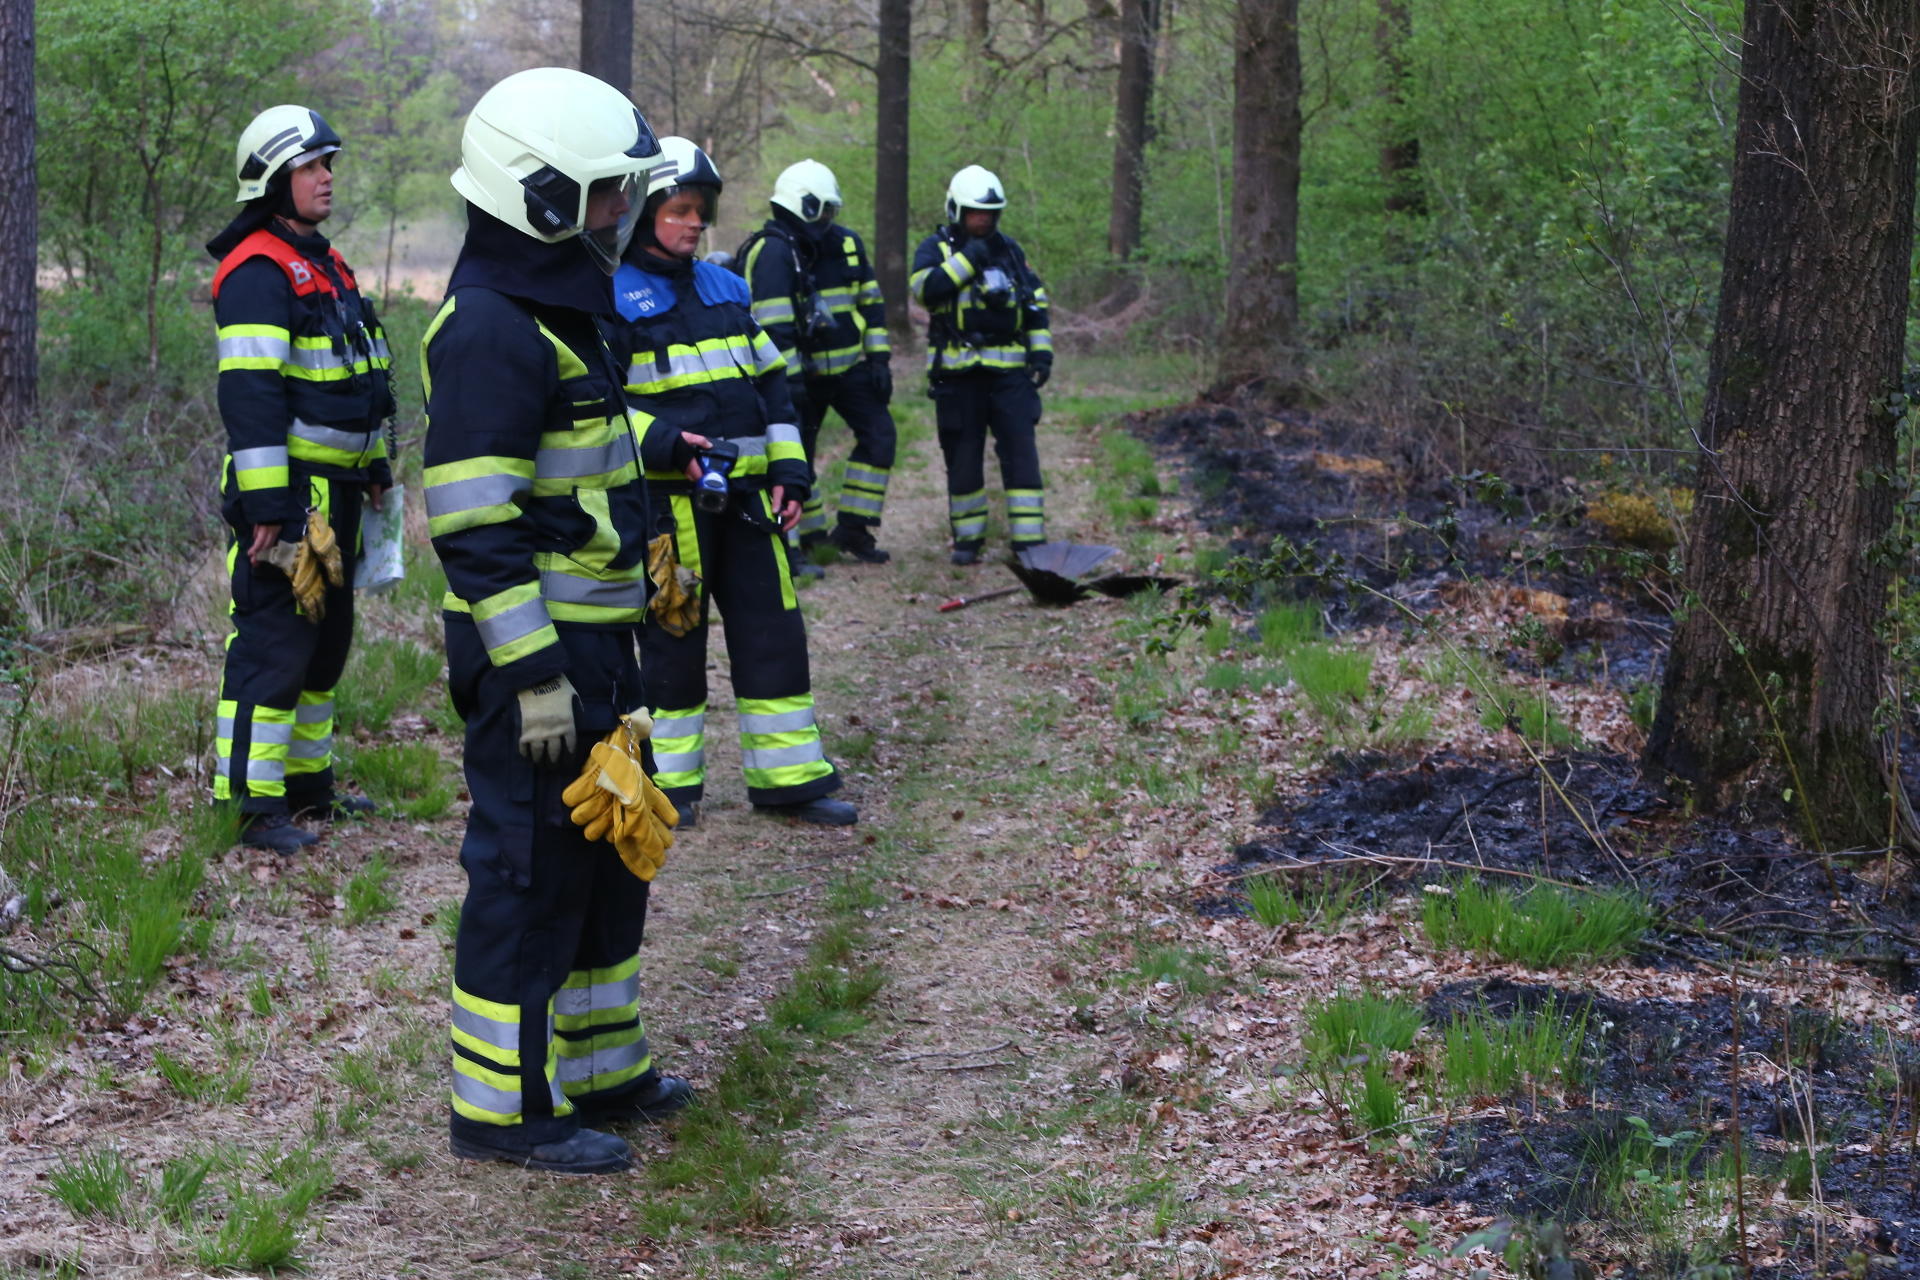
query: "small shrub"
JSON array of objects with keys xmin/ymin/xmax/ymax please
[{"xmin": 1587, "ymin": 488, "xmax": 1691, "ymax": 551}]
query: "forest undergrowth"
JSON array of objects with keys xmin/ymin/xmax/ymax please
[{"xmin": 1, "ymin": 353, "xmax": 1918, "ymax": 1278}]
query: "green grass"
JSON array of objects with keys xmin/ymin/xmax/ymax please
[
  {"xmin": 1243, "ymin": 870, "xmax": 1364, "ymax": 930},
  {"xmin": 45, "ymin": 1147, "xmax": 135, "ymax": 1221},
  {"xmin": 343, "ymin": 852, "xmax": 400, "ymax": 925},
  {"xmin": 1351, "ymin": 1059, "xmax": 1403, "ymax": 1132},
  {"xmin": 333, "ymin": 636, "xmax": 443, "ymax": 737},
  {"xmin": 1438, "ymin": 996, "xmax": 1589, "ymax": 1100},
  {"xmin": 1123, "ymin": 944, "xmax": 1224, "ymax": 994},
  {"xmin": 347, "ymin": 742, "xmax": 455, "ymax": 819},
  {"xmin": 155, "ymin": 1149, "xmax": 220, "ymax": 1225},
  {"xmin": 153, "ymin": 1046, "xmax": 252, "ymax": 1104},
  {"xmin": 1303, "ymin": 990, "xmax": 1423, "ymax": 1062},
  {"xmin": 1257, "ymin": 601, "xmax": 1321, "ymax": 657},
  {"xmin": 1287, "ymin": 643, "xmax": 1373, "ymax": 723},
  {"xmin": 637, "ymin": 872, "xmax": 887, "ymax": 1233},
  {"xmin": 1478, "ymin": 686, "xmax": 1583, "ymax": 748},
  {"xmin": 1421, "ymin": 878, "xmax": 1651, "ymax": 968}
]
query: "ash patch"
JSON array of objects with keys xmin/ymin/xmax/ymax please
[
  {"xmin": 1409, "ymin": 979, "xmax": 1920, "ymax": 1275},
  {"xmin": 1233, "ymin": 749, "xmax": 1920, "ymax": 980}
]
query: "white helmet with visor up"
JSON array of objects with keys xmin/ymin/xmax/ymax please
[
  {"xmin": 451, "ymin": 67, "xmax": 663, "ymax": 274},
  {"xmin": 234, "ymin": 105, "xmax": 342, "ymax": 203}
]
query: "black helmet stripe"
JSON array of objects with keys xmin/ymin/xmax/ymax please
[{"xmin": 256, "ymin": 126, "xmax": 304, "ymax": 162}]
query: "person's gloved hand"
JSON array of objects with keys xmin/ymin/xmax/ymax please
[
  {"xmin": 1028, "ymin": 354, "xmax": 1053, "ymax": 390},
  {"xmin": 259, "ymin": 538, "xmax": 301, "ymax": 577},
  {"xmin": 515, "ymin": 674, "xmax": 579, "ymax": 765},
  {"xmin": 867, "ymin": 354, "xmax": 893, "ymax": 403},
  {"xmin": 960, "ymin": 236, "xmax": 991, "ymax": 269}
]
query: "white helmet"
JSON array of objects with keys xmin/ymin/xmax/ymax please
[
  {"xmin": 945, "ymin": 164, "xmax": 1007, "ymax": 225},
  {"xmin": 234, "ymin": 105, "xmax": 341, "ymax": 203},
  {"xmin": 771, "ymin": 159, "xmax": 842, "ymax": 224},
  {"xmin": 451, "ymin": 67, "xmax": 662, "ymax": 274}
]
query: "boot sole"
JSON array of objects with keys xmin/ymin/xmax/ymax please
[{"xmin": 448, "ymin": 1135, "xmax": 632, "ymax": 1175}]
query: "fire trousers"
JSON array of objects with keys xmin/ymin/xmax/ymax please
[
  {"xmin": 931, "ymin": 367, "xmax": 1046, "ymax": 551},
  {"xmin": 213, "ymin": 470, "xmax": 362, "ymax": 816},
  {"xmin": 444, "ymin": 619, "xmax": 659, "ymax": 1148},
  {"xmin": 794, "ymin": 360, "xmax": 897, "ymax": 540},
  {"xmin": 642, "ymin": 489, "xmax": 839, "ymax": 808}
]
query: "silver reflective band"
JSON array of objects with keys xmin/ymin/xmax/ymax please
[
  {"xmin": 554, "ymin": 973, "xmax": 641, "ymax": 1018},
  {"xmin": 426, "ymin": 472, "xmax": 530, "ymax": 520},
  {"xmin": 474, "ymin": 598, "xmax": 553, "ymax": 655},
  {"xmin": 740, "ymin": 742, "xmax": 827, "ymax": 771},
  {"xmin": 453, "ymin": 1004, "xmax": 521, "ymax": 1054},
  {"xmin": 232, "ymin": 445, "xmax": 290, "ymax": 473},
  {"xmin": 739, "ymin": 708, "xmax": 816, "ymax": 734}
]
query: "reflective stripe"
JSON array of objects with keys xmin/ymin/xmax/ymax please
[
  {"xmin": 424, "ymin": 460, "xmax": 533, "ymax": 538},
  {"xmin": 1028, "ymin": 330, "xmax": 1054, "ymax": 353},
  {"xmin": 840, "ymin": 489, "xmax": 885, "ymax": 517},
  {"xmin": 287, "ymin": 738, "xmax": 331, "ymax": 761},
  {"xmin": 651, "ymin": 749, "xmax": 705, "ymax": 780},
  {"xmin": 555, "ymin": 1033, "xmax": 649, "ymax": 1085},
  {"xmin": 741, "ymin": 741, "xmax": 828, "ymax": 772},
  {"xmin": 295, "ymin": 698, "xmax": 332, "ymax": 723},
  {"xmin": 533, "ymin": 439, "xmax": 638, "ymax": 485},
  {"xmin": 625, "ymin": 335, "xmax": 762, "ymax": 393},
  {"xmin": 652, "ymin": 706, "xmax": 707, "ymax": 739},
  {"xmin": 924, "ymin": 344, "xmax": 1029, "ymax": 372},
  {"xmin": 244, "ymin": 720, "xmax": 295, "ymax": 746},
  {"xmin": 451, "ymin": 1060, "xmax": 525, "ymax": 1123},
  {"xmin": 218, "ymin": 332, "xmax": 293, "ymax": 366},
  {"xmin": 739, "ymin": 706, "xmax": 817, "ymax": 734},
  {"xmin": 949, "ymin": 491, "xmax": 988, "ymax": 516},
  {"xmin": 244, "ymin": 757, "xmax": 287, "ymax": 782},
  {"xmin": 231, "ymin": 446, "xmax": 290, "ymax": 492},
  {"xmin": 753, "ymin": 297, "xmax": 796, "ymax": 325},
  {"xmin": 471, "ymin": 585, "xmax": 558, "ymax": 667},
  {"xmin": 452, "ymin": 1004, "xmax": 521, "ymax": 1056}
]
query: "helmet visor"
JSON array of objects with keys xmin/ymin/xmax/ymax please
[
  {"xmin": 582, "ymin": 171, "xmax": 645, "ymax": 275},
  {"xmin": 658, "ymin": 185, "xmax": 719, "ymax": 231}
]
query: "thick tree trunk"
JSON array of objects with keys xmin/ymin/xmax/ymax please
[
  {"xmin": 1107, "ymin": 0, "xmax": 1158, "ymax": 260},
  {"xmin": 579, "ymin": 0, "xmax": 634, "ymax": 95},
  {"xmin": 1375, "ymin": 0, "xmax": 1422, "ymax": 217},
  {"xmin": 0, "ymin": 0, "xmax": 35, "ymax": 437},
  {"xmin": 968, "ymin": 0, "xmax": 990, "ymax": 44},
  {"xmin": 1646, "ymin": 1, "xmax": 1920, "ymax": 848},
  {"xmin": 1211, "ymin": 0, "xmax": 1300, "ymax": 396},
  {"xmin": 876, "ymin": 0, "xmax": 913, "ymax": 349}
]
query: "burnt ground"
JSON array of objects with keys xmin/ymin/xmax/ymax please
[{"xmin": 1141, "ymin": 399, "xmax": 1920, "ymax": 1275}]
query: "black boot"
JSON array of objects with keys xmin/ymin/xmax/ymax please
[
  {"xmin": 829, "ymin": 524, "xmax": 891, "ymax": 564},
  {"xmin": 295, "ymin": 793, "xmax": 379, "ymax": 822},
  {"xmin": 239, "ymin": 811, "xmax": 319, "ymax": 854},
  {"xmin": 788, "ymin": 545, "xmax": 825, "ymax": 580},
  {"xmin": 573, "ymin": 1069, "xmax": 695, "ymax": 1125},
  {"xmin": 950, "ymin": 546, "xmax": 981, "ymax": 566},
  {"xmin": 672, "ymin": 800, "xmax": 699, "ymax": 829},
  {"xmin": 449, "ymin": 1125, "xmax": 632, "ymax": 1175},
  {"xmin": 755, "ymin": 796, "xmax": 858, "ymax": 826}
]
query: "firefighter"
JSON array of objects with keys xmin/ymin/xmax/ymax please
[
  {"xmin": 207, "ymin": 105, "xmax": 395, "ymax": 853},
  {"xmin": 421, "ymin": 67, "xmax": 691, "ymax": 1176},
  {"xmin": 743, "ymin": 159, "xmax": 896, "ymax": 569},
  {"xmin": 613, "ymin": 138, "xmax": 857, "ymax": 829},
  {"xmin": 909, "ymin": 165, "xmax": 1054, "ymax": 565}
]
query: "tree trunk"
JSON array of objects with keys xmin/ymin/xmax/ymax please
[
  {"xmin": 1375, "ymin": 0, "xmax": 1422, "ymax": 217},
  {"xmin": 1107, "ymin": 0, "xmax": 1158, "ymax": 261},
  {"xmin": 1211, "ymin": 0, "xmax": 1300, "ymax": 396},
  {"xmin": 0, "ymin": 0, "xmax": 35, "ymax": 437},
  {"xmin": 579, "ymin": 0, "xmax": 634, "ymax": 95},
  {"xmin": 968, "ymin": 0, "xmax": 989, "ymax": 45},
  {"xmin": 876, "ymin": 0, "xmax": 913, "ymax": 349},
  {"xmin": 1645, "ymin": 1, "xmax": 1920, "ymax": 848}
]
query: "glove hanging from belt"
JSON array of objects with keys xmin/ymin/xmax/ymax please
[
  {"xmin": 560, "ymin": 709, "xmax": 680, "ymax": 882},
  {"xmin": 646, "ymin": 533, "xmax": 703, "ymax": 637},
  {"xmin": 261, "ymin": 508, "xmax": 346, "ymax": 622}
]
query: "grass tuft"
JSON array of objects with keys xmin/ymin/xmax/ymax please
[
  {"xmin": 1422, "ymin": 878, "xmax": 1651, "ymax": 968},
  {"xmin": 45, "ymin": 1148, "xmax": 135, "ymax": 1221},
  {"xmin": 1303, "ymin": 990, "xmax": 1422, "ymax": 1062},
  {"xmin": 1439, "ymin": 996, "xmax": 1589, "ymax": 1100},
  {"xmin": 348, "ymin": 743, "xmax": 455, "ymax": 820}
]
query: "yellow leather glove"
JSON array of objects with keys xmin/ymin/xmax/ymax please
[
  {"xmin": 563, "ymin": 713, "xmax": 679, "ymax": 881},
  {"xmin": 646, "ymin": 533, "xmax": 703, "ymax": 637},
  {"xmin": 271, "ymin": 509, "xmax": 349, "ymax": 622}
]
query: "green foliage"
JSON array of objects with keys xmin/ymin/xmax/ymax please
[
  {"xmin": 348, "ymin": 742, "xmax": 454, "ymax": 820},
  {"xmin": 155, "ymin": 1150, "xmax": 220, "ymax": 1225},
  {"xmin": 1242, "ymin": 871, "xmax": 1363, "ymax": 931},
  {"xmin": 1303, "ymin": 990, "xmax": 1423, "ymax": 1062},
  {"xmin": 45, "ymin": 1148, "xmax": 135, "ymax": 1221},
  {"xmin": 1438, "ymin": 997, "xmax": 1589, "ymax": 1100},
  {"xmin": 38, "ymin": 0, "xmax": 331, "ymax": 391},
  {"xmin": 1351, "ymin": 1059, "xmax": 1403, "ymax": 1132},
  {"xmin": 1257, "ymin": 602, "xmax": 1322, "ymax": 657},
  {"xmin": 154, "ymin": 1046, "xmax": 252, "ymax": 1104},
  {"xmin": 342, "ymin": 853, "xmax": 399, "ymax": 925},
  {"xmin": 334, "ymin": 637, "xmax": 443, "ymax": 738},
  {"xmin": 1124, "ymin": 945, "xmax": 1224, "ymax": 995},
  {"xmin": 1287, "ymin": 643, "xmax": 1375, "ymax": 723},
  {"xmin": 1422, "ymin": 878, "xmax": 1652, "ymax": 967}
]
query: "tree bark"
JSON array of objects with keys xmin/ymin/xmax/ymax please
[
  {"xmin": 1375, "ymin": 0, "xmax": 1422, "ymax": 217},
  {"xmin": 968, "ymin": 0, "xmax": 990, "ymax": 45},
  {"xmin": 1107, "ymin": 0, "xmax": 1158, "ymax": 260},
  {"xmin": 1645, "ymin": 0, "xmax": 1920, "ymax": 848},
  {"xmin": 580, "ymin": 0, "xmax": 634, "ymax": 95},
  {"xmin": 876, "ymin": 0, "xmax": 913, "ymax": 349},
  {"xmin": 1211, "ymin": 0, "xmax": 1300, "ymax": 396},
  {"xmin": 0, "ymin": 0, "xmax": 36, "ymax": 437}
]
